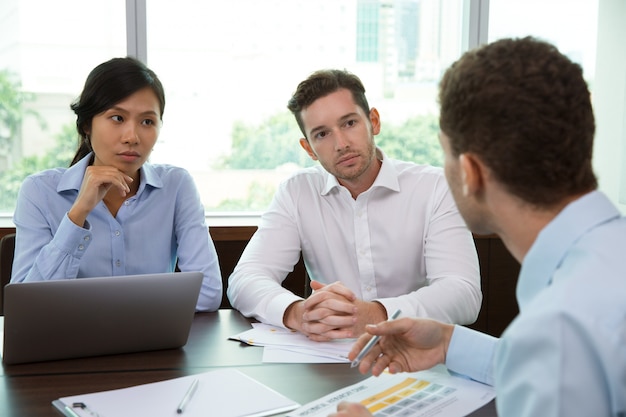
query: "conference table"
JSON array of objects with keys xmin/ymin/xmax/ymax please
[{"xmin": 0, "ymin": 310, "xmax": 497, "ymax": 416}]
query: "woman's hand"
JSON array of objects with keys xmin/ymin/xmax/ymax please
[{"xmin": 68, "ymin": 166, "xmax": 134, "ymax": 226}]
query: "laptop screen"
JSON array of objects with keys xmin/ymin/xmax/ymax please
[{"xmin": 2, "ymin": 272, "xmax": 203, "ymax": 365}]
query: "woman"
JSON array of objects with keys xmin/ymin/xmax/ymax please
[{"xmin": 11, "ymin": 57, "xmax": 222, "ymax": 311}]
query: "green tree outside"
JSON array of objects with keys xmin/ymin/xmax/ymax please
[
  {"xmin": 0, "ymin": 70, "xmax": 29, "ymax": 155},
  {"xmin": 376, "ymin": 113, "xmax": 443, "ymax": 167},
  {"xmin": 0, "ymin": 124, "xmax": 76, "ymax": 211},
  {"xmin": 211, "ymin": 111, "xmax": 442, "ymax": 211},
  {"xmin": 215, "ymin": 112, "xmax": 315, "ymax": 170},
  {"xmin": 218, "ymin": 111, "xmax": 441, "ymax": 170},
  {"xmin": 0, "ymin": 103, "xmax": 441, "ymax": 212}
]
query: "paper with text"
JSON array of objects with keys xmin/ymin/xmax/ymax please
[
  {"xmin": 286, "ymin": 365, "xmax": 495, "ymax": 417},
  {"xmin": 230, "ymin": 323, "xmax": 353, "ymax": 363}
]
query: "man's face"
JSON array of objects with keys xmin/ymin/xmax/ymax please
[{"xmin": 299, "ymin": 89, "xmax": 380, "ymax": 188}]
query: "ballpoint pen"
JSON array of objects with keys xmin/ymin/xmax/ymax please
[
  {"xmin": 177, "ymin": 378, "xmax": 200, "ymax": 414},
  {"xmin": 350, "ymin": 309, "xmax": 401, "ymax": 368}
]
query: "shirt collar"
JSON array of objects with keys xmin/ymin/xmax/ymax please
[
  {"xmin": 516, "ymin": 191, "xmax": 621, "ymax": 309},
  {"xmin": 56, "ymin": 152, "xmax": 164, "ymax": 193},
  {"xmin": 321, "ymin": 148, "xmax": 400, "ymax": 195}
]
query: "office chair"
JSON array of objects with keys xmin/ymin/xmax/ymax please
[{"xmin": 0, "ymin": 232, "xmax": 16, "ymax": 316}]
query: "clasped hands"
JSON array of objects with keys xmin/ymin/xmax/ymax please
[{"xmin": 284, "ymin": 280, "xmax": 387, "ymax": 342}]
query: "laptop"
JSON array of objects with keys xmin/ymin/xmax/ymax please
[{"xmin": 2, "ymin": 271, "xmax": 203, "ymax": 365}]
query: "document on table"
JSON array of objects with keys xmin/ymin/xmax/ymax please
[
  {"xmin": 52, "ymin": 368, "xmax": 300, "ymax": 417},
  {"xmin": 229, "ymin": 323, "xmax": 354, "ymax": 363},
  {"xmin": 286, "ymin": 365, "xmax": 495, "ymax": 417}
]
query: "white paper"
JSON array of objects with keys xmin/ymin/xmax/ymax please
[
  {"xmin": 53, "ymin": 369, "xmax": 300, "ymax": 417},
  {"xmin": 262, "ymin": 346, "xmax": 349, "ymax": 363},
  {"xmin": 230, "ymin": 323, "xmax": 353, "ymax": 363},
  {"xmin": 286, "ymin": 365, "xmax": 495, "ymax": 417}
]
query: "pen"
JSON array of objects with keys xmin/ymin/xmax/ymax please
[
  {"xmin": 177, "ymin": 378, "xmax": 199, "ymax": 414},
  {"xmin": 350, "ymin": 309, "xmax": 401, "ymax": 368}
]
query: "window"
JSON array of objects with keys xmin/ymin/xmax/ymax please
[
  {"xmin": 0, "ymin": 0, "xmax": 467, "ymax": 221},
  {"xmin": 488, "ymin": 0, "xmax": 598, "ymax": 83},
  {"xmin": 0, "ymin": 0, "xmax": 126, "ymax": 212},
  {"xmin": 7, "ymin": 1, "xmax": 619, "ymax": 222},
  {"xmin": 146, "ymin": 0, "xmax": 465, "ymax": 214}
]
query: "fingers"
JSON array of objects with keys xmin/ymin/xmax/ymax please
[
  {"xmin": 302, "ymin": 283, "xmax": 383, "ymax": 341},
  {"xmin": 309, "ymin": 281, "xmax": 356, "ymax": 301},
  {"xmin": 364, "ymin": 317, "xmax": 413, "ymax": 337},
  {"xmin": 329, "ymin": 401, "xmax": 372, "ymax": 417},
  {"xmin": 70, "ymin": 167, "xmax": 135, "ymax": 225},
  {"xmin": 301, "ymin": 313, "xmax": 356, "ymax": 339},
  {"xmin": 304, "ymin": 283, "xmax": 356, "ymax": 316},
  {"xmin": 301, "ymin": 283, "xmax": 357, "ymax": 338},
  {"xmin": 304, "ymin": 297, "xmax": 357, "ymax": 320},
  {"xmin": 309, "ymin": 280, "xmax": 325, "ymax": 291},
  {"xmin": 347, "ymin": 320, "xmax": 412, "ymax": 375},
  {"xmin": 116, "ymin": 174, "xmax": 134, "ymax": 196},
  {"xmin": 83, "ymin": 166, "xmax": 134, "ymax": 197}
]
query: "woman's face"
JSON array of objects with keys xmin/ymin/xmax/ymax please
[{"xmin": 87, "ymin": 87, "xmax": 162, "ymax": 177}]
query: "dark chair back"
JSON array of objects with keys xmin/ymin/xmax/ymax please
[{"xmin": 1, "ymin": 233, "xmax": 16, "ymax": 316}]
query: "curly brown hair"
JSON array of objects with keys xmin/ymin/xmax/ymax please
[{"xmin": 439, "ymin": 37, "xmax": 597, "ymax": 207}]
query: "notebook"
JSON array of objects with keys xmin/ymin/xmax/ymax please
[{"xmin": 1, "ymin": 271, "xmax": 203, "ymax": 365}]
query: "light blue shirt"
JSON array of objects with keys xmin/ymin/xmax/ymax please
[
  {"xmin": 11, "ymin": 153, "xmax": 222, "ymax": 312},
  {"xmin": 446, "ymin": 191, "xmax": 626, "ymax": 416}
]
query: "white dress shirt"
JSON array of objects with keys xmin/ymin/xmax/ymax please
[
  {"xmin": 446, "ymin": 191, "xmax": 626, "ymax": 416},
  {"xmin": 227, "ymin": 150, "xmax": 481, "ymax": 327}
]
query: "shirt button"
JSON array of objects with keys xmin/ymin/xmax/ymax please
[
  {"xmin": 116, "ymin": 260, "xmax": 121, "ymax": 267},
  {"xmin": 78, "ymin": 244, "xmax": 85, "ymax": 251},
  {"xmin": 366, "ymin": 286, "xmax": 372, "ymax": 292},
  {"xmin": 124, "ymin": 201, "xmax": 130, "ymax": 206},
  {"xmin": 115, "ymin": 230, "xmax": 121, "ymax": 236},
  {"xmin": 83, "ymin": 236, "xmax": 90, "ymax": 241}
]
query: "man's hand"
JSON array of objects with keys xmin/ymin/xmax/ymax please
[
  {"xmin": 283, "ymin": 281, "xmax": 387, "ymax": 341},
  {"xmin": 328, "ymin": 401, "xmax": 373, "ymax": 417},
  {"xmin": 348, "ymin": 317, "xmax": 454, "ymax": 377}
]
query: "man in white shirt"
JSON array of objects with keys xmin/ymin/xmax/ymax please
[
  {"xmin": 334, "ymin": 37, "xmax": 626, "ymax": 417},
  {"xmin": 227, "ymin": 69, "xmax": 481, "ymax": 341}
]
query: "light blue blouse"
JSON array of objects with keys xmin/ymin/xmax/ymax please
[
  {"xmin": 446, "ymin": 191, "xmax": 626, "ymax": 416},
  {"xmin": 11, "ymin": 153, "xmax": 222, "ymax": 312}
]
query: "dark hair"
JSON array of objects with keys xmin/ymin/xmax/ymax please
[
  {"xmin": 438, "ymin": 36, "xmax": 597, "ymax": 207},
  {"xmin": 69, "ymin": 57, "xmax": 165, "ymax": 166},
  {"xmin": 287, "ymin": 69, "xmax": 370, "ymax": 138}
]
